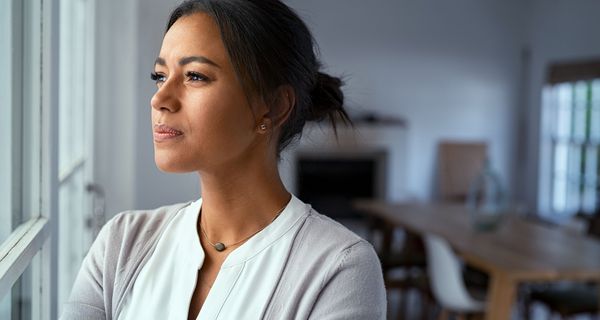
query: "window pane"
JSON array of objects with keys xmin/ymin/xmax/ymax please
[
  {"xmin": 57, "ymin": 0, "xmax": 97, "ymax": 310},
  {"xmin": 0, "ymin": 253, "xmax": 39, "ymax": 320},
  {"xmin": 592, "ymin": 80, "xmax": 600, "ymax": 140},
  {"xmin": 572, "ymin": 81, "xmax": 588, "ymax": 140},
  {"xmin": 0, "ymin": 0, "xmax": 15, "ymax": 244},
  {"xmin": 21, "ymin": 0, "xmax": 43, "ymax": 221},
  {"xmin": 59, "ymin": 0, "xmax": 89, "ymax": 175},
  {"xmin": 582, "ymin": 145, "xmax": 598, "ymax": 212},
  {"xmin": 58, "ymin": 168, "xmax": 90, "ymax": 306},
  {"xmin": 0, "ymin": 0, "xmax": 43, "ymax": 244},
  {"xmin": 556, "ymin": 83, "xmax": 572, "ymax": 138},
  {"xmin": 552, "ymin": 142, "xmax": 568, "ymax": 211}
]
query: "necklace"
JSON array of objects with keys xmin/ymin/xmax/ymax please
[{"xmin": 200, "ymin": 201, "xmax": 288, "ymax": 252}]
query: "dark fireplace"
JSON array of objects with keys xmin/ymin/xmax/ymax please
[{"xmin": 296, "ymin": 150, "xmax": 387, "ymax": 220}]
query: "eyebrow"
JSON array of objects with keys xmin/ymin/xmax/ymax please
[{"xmin": 154, "ymin": 56, "xmax": 221, "ymax": 68}]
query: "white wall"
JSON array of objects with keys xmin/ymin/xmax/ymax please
[
  {"xmin": 134, "ymin": 0, "xmax": 199, "ymax": 210},
  {"xmin": 94, "ymin": 0, "xmax": 198, "ymax": 215},
  {"xmin": 93, "ymin": 0, "xmax": 138, "ymax": 217},
  {"xmin": 523, "ymin": 0, "xmax": 600, "ymax": 215},
  {"xmin": 284, "ymin": 0, "xmax": 528, "ymax": 201},
  {"xmin": 99, "ymin": 0, "xmax": 600, "ymax": 212},
  {"xmin": 127, "ymin": 0, "xmax": 529, "ymax": 208}
]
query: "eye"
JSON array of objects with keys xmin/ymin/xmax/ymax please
[
  {"xmin": 186, "ymin": 71, "xmax": 210, "ymax": 82},
  {"xmin": 150, "ymin": 72, "xmax": 166, "ymax": 85}
]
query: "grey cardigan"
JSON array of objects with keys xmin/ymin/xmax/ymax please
[{"xmin": 61, "ymin": 202, "xmax": 386, "ymax": 319}]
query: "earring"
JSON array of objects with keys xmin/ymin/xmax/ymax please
[{"xmin": 259, "ymin": 123, "xmax": 267, "ymax": 131}]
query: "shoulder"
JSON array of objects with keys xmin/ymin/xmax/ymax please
[
  {"xmin": 302, "ymin": 210, "xmax": 386, "ymax": 318},
  {"xmin": 62, "ymin": 201, "xmax": 193, "ymax": 319},
  {"xmin": 105, "ymin": 201, "xmax": 191, "ymax": 243},
  {"xmin": 89, "ymin": 201, "xmax": 193, "ymax": 272},
  {"xmin": 298, "ymin": 208, "xmax": 370, "ymax": 253},
  {"xmin": 268, "ymin": 206, "xmax": 386, "ymax": 319},
  {"xmin": 90, "ymin": 201, "xmax": 194, "ymax": 284},
  {"xmin": 289, "ymin": 206, "xmax": 382, "ymax": 282}
]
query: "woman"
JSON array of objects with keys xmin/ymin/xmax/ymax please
[{"xmin": 62, "ymin": 0, "xmax": 386, "ymax": 319}]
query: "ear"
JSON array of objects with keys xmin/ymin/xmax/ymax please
[
  {"xmin": 255, "ymin": 85, "xmax": 295, "ymax": 134},
  {"xmin": 270, "ymin": 85, "xmax": 296, "ymax": 129}
]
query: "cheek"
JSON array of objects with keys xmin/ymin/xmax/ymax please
[{"xmin": 187, "ymin": 91, "xmax": 256, "ymax": 151}]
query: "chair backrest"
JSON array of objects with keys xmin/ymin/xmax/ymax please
[
  {"xmin": 423, "ymin": 233, "xmax": 483, "ymax": 312},
  {"xmin": 587, "ymin": 212, "xmax": 600, "ymax": 239},
  {"xmin": 437, "ymin": 141, "xmax": 487, "ymax": 203}
]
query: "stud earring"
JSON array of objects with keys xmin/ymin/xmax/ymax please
[{"xmin": 259, "ymin": 123, "xmax": 267, "ymax": 131}]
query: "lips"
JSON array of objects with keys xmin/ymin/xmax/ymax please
[{"xmin": 153, "ymin": 124, "xmax": 183, "ymax": 142}]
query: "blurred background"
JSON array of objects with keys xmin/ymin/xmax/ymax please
[{"xmin": 1, "ymin": 0, "xmax": 599, "ymax": 319}]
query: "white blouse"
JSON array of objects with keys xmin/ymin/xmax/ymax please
[{"xmin": 118, "ymin": 195, "xmax": 309, "ymax": 319}]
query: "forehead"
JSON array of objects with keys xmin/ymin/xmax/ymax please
[{"xmin": 159, "ymin": 12, "xmax": 228, "ymax": 65}]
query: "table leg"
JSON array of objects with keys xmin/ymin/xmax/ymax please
[{"xmin": 485, "ymin": 273, "xmax": 516, "ymax": 320}]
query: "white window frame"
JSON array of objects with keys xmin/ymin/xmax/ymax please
[{"xmin": 0, "ymin": 0, "xmax": 60, "ymax": 318}]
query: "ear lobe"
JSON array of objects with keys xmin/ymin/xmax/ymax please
[{"xmin": 257, "ymin": 118, "xmax": 272, "ymax": 134}]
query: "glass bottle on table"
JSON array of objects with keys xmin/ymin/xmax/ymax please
[{"xmin": 467, "ymin": 157, "xmax": 506, "ymax": 231}]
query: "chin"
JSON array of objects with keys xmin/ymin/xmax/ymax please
[
  {"xmin": 155, "ymin": 161, "xmax": 184, "ymax": 173},
  {"xmin": 156, "ymin": 163, "xmax": 187, "ymax": 173},
  {"xmin": 154, "ymin": 153, "xmax": 195, "ymax": 173}
]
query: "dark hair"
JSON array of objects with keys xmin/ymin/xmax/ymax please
[{"xmin": 166, "ymin": 0, "xmax": 351, "ymax": 156}]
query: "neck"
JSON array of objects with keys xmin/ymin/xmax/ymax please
[{"xmin": 197, "ymin": 156, "xmax": 290, "ymax": 248}]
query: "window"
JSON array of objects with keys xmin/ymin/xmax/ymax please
[
  {"xmin": 2, "ymin": 0, "xmax": 109, "ymax": 318},
  {"xmin": 0, "ymin": 0, "xmax": 59, "ymax": 318},
  {"xmin": 543, "ymin": 60, "xmax": 600, "ymax": 217}
]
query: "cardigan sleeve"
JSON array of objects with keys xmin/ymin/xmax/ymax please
[
  {"xmin": 60, "ymin": 217, "xmax": 114, "ymax": 320},
  {"xmin": 58, "ymin": 202, "xmax": 189, "ymax": 320},
  {"xmin": 308, "ymin": 241, "xmax": 387, "ymax": 320}
]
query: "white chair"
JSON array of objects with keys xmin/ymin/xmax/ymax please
[{"xmin": 423, "ymin": 233, "xmax": 486, "ymax": 319}]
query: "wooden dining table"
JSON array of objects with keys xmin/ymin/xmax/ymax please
[{"xmin": 354, "ymin": 199, "xmax": 600, "ymax": 320}]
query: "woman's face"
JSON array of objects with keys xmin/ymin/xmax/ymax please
[{"xmin": 151, "ymin": 13, "xmax": 265, "ymax": 173}]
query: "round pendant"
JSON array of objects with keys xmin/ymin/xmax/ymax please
[{"xmin": 214, "ymin": 242, "xmax": 226, "ymax": 252}]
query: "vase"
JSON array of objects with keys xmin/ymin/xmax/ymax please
[{"xmin": 467, "ymin": 158, "xmax": 506, "ymax": 231}]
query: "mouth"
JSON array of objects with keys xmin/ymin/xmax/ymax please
[{"xmin": 153, "ymin": 123, "xmax": 184, "ymax": 142}]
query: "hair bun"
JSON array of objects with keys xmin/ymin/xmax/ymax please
[{"xmin": 307, "ymin": 72, "xmax": 345, "ymax": 122}]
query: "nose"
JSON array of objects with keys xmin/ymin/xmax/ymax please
[{"xmin": 151, "ymin": 81, "xmax": 180, "ymax": 113}]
